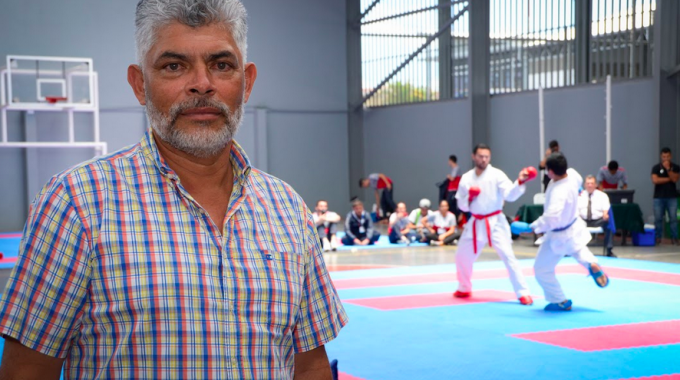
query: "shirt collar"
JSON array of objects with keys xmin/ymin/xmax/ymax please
[{"xmin": 141, "ymin": 129, "xmax": 252, "ymax": 185}]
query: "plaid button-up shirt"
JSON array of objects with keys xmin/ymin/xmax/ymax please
[{"xmin": 0, "ymin": 131, "xmax": 347, "ymax": 379}]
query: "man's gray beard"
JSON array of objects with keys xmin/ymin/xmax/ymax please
[{"xmin": 146, "ymin": 96, "xmax": 243, "ymax": 159}]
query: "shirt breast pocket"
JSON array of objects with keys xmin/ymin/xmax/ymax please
[{"xmin": 236, "ymin": 250, "xmax": 306, "ymax": 331}]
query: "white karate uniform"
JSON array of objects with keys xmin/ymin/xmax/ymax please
[
  {"xmin": 531, "ymin": 168, "xmax": 598, "ymax": 303},
  {"xmin": 455, "ymin": 165, "xmax": 530, "ymax": 297}
]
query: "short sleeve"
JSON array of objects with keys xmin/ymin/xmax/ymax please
[
  {"xmin": 651, "ymin": 165, "xmax": 658, "ymax": 175},
  {"xmin": 0, "ymin": 178, "xmax": 92, "ymax": 358},
  {"xmin": 447, "ymin": 214, "xmax": 457, "ymax": 227},
  {"xmin": 596, "ymin": 168, "xmax": 604, "ymax": 182},
  {"xmin": 293, "ymin": 210, "xmax": 348, "ymax": 353}
]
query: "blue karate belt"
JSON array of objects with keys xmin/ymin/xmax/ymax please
[{"xmin": 551, "ymin": 218, "xmax": 577, "ymax": 232}]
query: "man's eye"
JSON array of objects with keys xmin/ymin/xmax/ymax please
[
  {"xmin": 167, "ymin": 63, "xmax": 180, "ymax": 71},
  {"xmin": 216, "ymin": 62, "xmax": 230, "ymax": 70}
]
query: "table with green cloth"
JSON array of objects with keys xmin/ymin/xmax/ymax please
[
  {"xmin": 515, "ymin": 204, "xmax": 544, "ymax": 224},
  {"xmin": 515, "ymin": 203, "xmax": 644, "ymax": 245}
]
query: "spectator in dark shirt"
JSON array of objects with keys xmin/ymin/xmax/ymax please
[
  {"xmin": 342, "ymin": 199, "xmax": 381, "ymax": 246},
  {"xmin": 651, "ymin": 147, "xmax": 680, "ymax": 245},
  {"xmin": 446, "ymin": 155, "xmax": 462, "ymax": 217},
  {"xmin": 539, "ymin": 140, "xmax": 560, "ymax": 191}
]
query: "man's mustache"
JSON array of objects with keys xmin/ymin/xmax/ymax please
[{"xmin": 168, "ymin": 98, "xmax": 231, "ymax": 124}]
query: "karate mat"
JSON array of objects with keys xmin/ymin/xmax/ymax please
[
  {"xmin": 325, "ymin": 258, "xmax": 680, "ymax": 380},
  {"xmin": 0, "ymin": 233, "xmax": 20, "ymax": 269},
  {"xmin": 2, "ymin": 230, "xmax": 679, "ymax": 379}
]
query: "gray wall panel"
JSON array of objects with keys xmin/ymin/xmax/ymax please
[
  {"xmin": 489, "ymin": 80, "xmax": 656, "ymax": 219},
  {"xmin": 267, "ymin": 112, "xmax": 350, "ymax": 214},
  {"xmin": 362, "ymin": 100, "xmax": 473, "ymax": 212}
]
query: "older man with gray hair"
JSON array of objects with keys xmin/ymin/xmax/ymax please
[{"xmin": 0, "ymin": 1, "xmax": 347, "ymax": 379}]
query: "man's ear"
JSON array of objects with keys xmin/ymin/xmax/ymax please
[
  {"xmin": 127, "ymin": 64, "xmax": 146, "ymax": 105},
  {"xmin": 242, "ymin": 62, "xmax": 258, "ymax": 104}
]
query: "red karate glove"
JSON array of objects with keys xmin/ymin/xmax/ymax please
[{"xmin": 519, "ymin": 166, "xmax": 538, "ymax": 185}]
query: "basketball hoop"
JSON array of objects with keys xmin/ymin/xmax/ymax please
[{"xmin": 45, "ymin": 96, "xmax": 68, "ymax": 104}]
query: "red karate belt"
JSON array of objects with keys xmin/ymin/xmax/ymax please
[{"xmin": 471, "ymin": 210, "xmax": 502, "ymax": 254}]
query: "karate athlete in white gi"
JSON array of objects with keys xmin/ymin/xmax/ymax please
[
  {"xmin": 455, "ymin": 144, "xmax": 537, "ymax": 305},
  {"xmin": 530, "ymin": 152, "xmax": 610, "ymax": 311}
]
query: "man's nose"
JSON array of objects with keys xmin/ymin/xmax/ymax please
[{"xmin": 187, "ymin": 67, "xmax": 215, "ymax": 95}]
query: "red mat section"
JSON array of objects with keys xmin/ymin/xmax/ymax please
[
  {"xmin": 512, "ymin": 320, "xmax": 680, "ymax": 352},
  {"xmin": 615, "ymin": 375, "xmax": 680, "ymax": 380},
  {"xmin": 327, "ymin": 264, "xmax": 398, "ymax": 272},
  {"xmin": 605, "ymin": 267, "xmax": 680, "ymax": 287},
  {"xmin": 0, "ymin": 233, "xmax": 21, "ymax": 239},
  {"xmin": 333, "ymin": 265, "xmax": 680, "ymax": 290},
  {"xmin": 344, "ymin": 290, "xmax": 525, "ymax": 310},
  {"xmin": 339, "ymin": 372, "xmax": 366, "ymax": 380},
  {"xmin": 332, "ymin": 265, "xmax": 586, "ymax": 290},
  {"xmin": 0, "ymin": 258, "xmax": 17, "ymax": 265}
]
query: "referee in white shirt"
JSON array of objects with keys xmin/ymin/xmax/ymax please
[{"xmin": 578, "ymin": 175, "xmax": 616, "ymax": 257}]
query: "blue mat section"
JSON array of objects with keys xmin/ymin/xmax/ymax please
[
  {"xmin": 0, "ymin": 234, "xmax": 20, "ymax": 269},
  {"xmin": 325, "ymin": 258, "xmax": 680, "ymax": 380},
  {"xmin": 334, "ymin": 232, "xmax": 428, "ymax": 251},
  {"xmin": 0, "ymin": 232, "xmax": 428, "ymax": 269}
]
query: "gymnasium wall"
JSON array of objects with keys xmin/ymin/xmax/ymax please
[
  {"xmin": 362, "ymin": 99, "xmax": 472, "ymax": 212},
  {"xmin": 0, "ymin": 0, "xmax": 350, "ymax": 231},
  {"xmin": 362, "ymin": 78, "xmax": 657, "ymax": 220}
]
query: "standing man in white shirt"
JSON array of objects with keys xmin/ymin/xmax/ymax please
[
  {"xmin": 579, "ymin": 176, "xmax": 616, "ymax": 257},
  {"xmin": 454, "ymin": 144, "xmax": 537, "ymax": 306},
  {"xmin": 531, "ymin": 153, "xmax": 610, "ymax": 311},
  {"xmin": 313, "ymin": 200, "xmax": 342, "ymax": 252}
]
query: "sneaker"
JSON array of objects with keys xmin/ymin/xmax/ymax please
[
  {"xmin": 606, "ymin": 249, "xmax": 617, "ymax": 258},
  {"xmin": 544, "ymin": 299, "xmax": 572, "ymax": 311},
  {"xmin": 322, "ymin": 239, "xmax": 331, "ymax": 252},
  {"xmin": 589, "ymin": 263, "xmax": 609, "ymax": 288},
  {"xmin": 519, "ymin": 295, "xmax": 534, "ymax": 305},
  {"xmin": 453, "ymin": 291, "xmax": 471, "ymax": 298},
  {"xmin": 401, "ymin": 236, "xmax": 411, "ymax": 245},
  {"xmin": 330, "ymin": 239, "xmax": 338, "ymax": 252}
]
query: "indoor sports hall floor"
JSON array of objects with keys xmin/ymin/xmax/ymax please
[{"xmin": 0, "ymin": 230, "xmax": 679, "ymax": 380}]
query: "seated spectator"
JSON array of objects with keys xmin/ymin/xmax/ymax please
[
  {"xmin": 579, "ymin": 175, "xmax": 616, "ymax": 257},
  {"xmin": 409, "ymin": 198, "xmax": 432, "ymax": 237},
  {"xmin": 389, "ymin": 202, "xmax": 418, "ymax": 245},
  {"xmin": 597, "ymin": 160, "xmax": 628, "ymax": 190},
  {"xmin": 360, "ymin": 173, "xmax": 396, "ymax": 220},
  {"xmin": 312, "ymin": 200, "xmax": 341, "ymax": 252},
  {"xmin": 342, "ymin": 199, "xmax": 381, "ymax": 246},
  {"xmin": 422, "ymin": 200, "xmax": 460, "ymax": 246}
]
